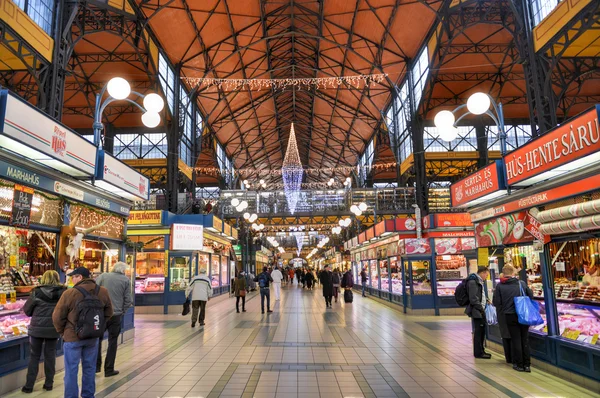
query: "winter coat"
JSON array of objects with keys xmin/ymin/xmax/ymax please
[
  {"xmin": 319, "ymin": 271, "xmax": 334, "ymax": 297},
  {"xmin": 465, "ymin": 274, "xmax": 485, "ymax": 319},
  {"xmin": 360, "ymin": 270, "xmax": 368, "ymax": 283},
  {"xmin": 234, "ymin": 277, "xmax": 247, "ymax": 297},
  {"xmin": 23, "ymin": 285, "xmax": 66, "ymax": 339},
  {"xmin": 341, "ymin": 271, "xmax": 354, "ymax": 288},
  {"xmin": 95, "ymin": 271, "xmax": 133, "ymax": 316},
  {"xmin": 52, "ymin": 279, "xmax": 113, "ymax": 342},
  {"xmin": 271, "ymin": 269, "xmax": 284, "ymax": 283},
  {"xmin": 493, "ymin": 277, "xmax": 534, "ymax": 338},
  {"xmin": 332, "ymin": 272, "xmax": 341, "ymax": 286},
  {"xmin": 186, "ymin": 275, "xmax": 213, "ymax": 301}
]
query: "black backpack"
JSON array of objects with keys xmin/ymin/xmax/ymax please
[
  {"xmin": 74, "ymin": 286, "xmax": 105, "ymax": 339},
  {"xmin": 258, "ymin": 273, "xmax": 268, "ymax": 288},
  {"xmin": 454, "ymin": 278, "xmax": 470, "ymax": 306}
]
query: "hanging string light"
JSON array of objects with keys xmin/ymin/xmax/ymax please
[
  {"xmin": 193, "ymin": 161, "xmax": 398, "ymax": 177},
  {"xmin": 182, "ymin": 73, "xmax": 387, "ymax": 92},
  {"xmin": 281, "ymin": 123, "xmax": 303, "ymax": 214}
]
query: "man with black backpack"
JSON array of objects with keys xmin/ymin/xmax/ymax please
[
  {"xmin": 52, "ymin": 267, "xmax": 113, "ymax": 398},
  {"xmin": 459, "ymin": 266, "xmax": 492, "ymax": 359},
  {"xmin": 254, "ymin": 266, "xmax": 273, "ymax": 314}
]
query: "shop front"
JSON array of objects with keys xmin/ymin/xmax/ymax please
[
  {"xmin": 462, "ymin": 106, "xmax": 600, "ymax": 382},
  {"xmin": 0, "ymin": 90, "xmax": 144, "ymax": 391},
  {"xmin": 127, "ymin": 212, "xmax": 235, "ymax": 314}
]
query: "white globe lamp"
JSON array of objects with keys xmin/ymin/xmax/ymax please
[
  {"xmin": 243, "ymin": 212, "xmax": 250, "ymax": 220},
  {"xmin": 438, "ymin": 126, "xmax": 459, "ymax": 142},
  {"xmin": 434, "ymin": 110, "xmax": 455, "ymax": 129},
  {"xmin": 350, "ymin": 205, "xmax": 359, "ymax": 214},
  {"xmin": 358, "ymin": 202, "xmax": 367, "ymax": 212},
  {"xmin": 339, "ymin": 219, "xmax": 345, "ymax": 227},
  {"xmin": 107, "ymin": 77, "xmax": 131, "ymax": 100},
  {"xmin": 141, "ymin": 112, "xmax": 160, "ymax": 128},
  {"xmin": 467, "ymin": 92, "xmax": 491, "ymax": 115},
  {"xmin": 236, "ymin": 204, "xmax": 245, "ymax": 212},
  {"xmin": 143, "ymin": 93, "xmax": 165, "ymax": 113},
  {"xmin": 231, "ymin": 198, "xmax": 240, "ymax": 207}
]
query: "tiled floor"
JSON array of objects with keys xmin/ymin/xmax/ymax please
[{"xmin": 7, "ymin": 283, "xmax": 600, "ymax": 398}]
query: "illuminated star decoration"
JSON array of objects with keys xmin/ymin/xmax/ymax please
[
  {"xmin": 281, "ymin": 123, "xmax": 303, "ymax": 214},
  {"xmin": 294, "ymin": 232, "xmax": 304, "ymax": 257}
]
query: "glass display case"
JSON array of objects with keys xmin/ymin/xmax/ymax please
[
  {"xmin": 0, "ymin": 299, "xmax": 29, "ymax": 342},
  {"xmin": 380, "ymin": 259, "xmax": 389, "ymax": 291},
  {"xmin": 211, "ymin": 255, "xmax": 220, "ymax": 288},
  {"xmin": 220, "ymin": 256, "xmax": 229, "ymax": 286},
  {"xmin": 169, "ymin": 256, "xmax": 190, "ymax": 291},
  {"xmin": 135, "ymin": 252, "xmax": 166, "ymax": 294},
  {"xmin": 555, "ymin": 302, "xmax": 599, "ymax": 344},
  {"xmin": 370, "ymin": 260, "xmax": 378, "ymax": 289},
  {"xmin": 435, "ymin": 255, "xmax": 468, "ymax": 296},
  {"xmin": 390, "ymin": 257, "xmax": 402, "ymax": 295}
]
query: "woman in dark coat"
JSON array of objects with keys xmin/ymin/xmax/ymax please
[
  {"xmin": 22, "ymin": 270, "xmax": 67, "ymax": 393},
  {"xmin": 305, "ymin": 269, "xmax": 314, "ymax": 290},
  {"xmin": 319, "ymin": 265, "xmax": 334, "ymax": 308},
  {"xmin": 234, "ymin": 272, "xmax": 248, "ymax": 313}
]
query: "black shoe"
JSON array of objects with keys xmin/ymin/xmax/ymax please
[
  {"xmin": 513, "ymin": 365, "xmax": 526, "ymax": 372},
  {"xmin": 524, "ymin": 366, "xmax": 531, "ymax": 373},
  {"xmin": 96, "ymin": 367, "xmax": 101, "ymax": 373},
  {"xmin": 42, "ymin": 385, "xmax": 53, "ymax": 391},
  {"xmin": 21, "ymin": 387, "xmax": 33, "ymax": 394},
  {"xmin": 267, "ymin": 310, "xmax": 273, "ymax": 313},
  {"xmin": 200, "ymin": 323, "xmax": 205, "ymax": 326},
  {"xmin": 476, "ymin": 353, "xmax": 492, "ymax": 359},
  {"xmin": 191, "ymin": 323, "xmax": 196, "ymax": 327},
  {"xmin": 242, "ymin": 309, "xmax": 247, "ymax": 312},
  {"xmin": 105, "ymin": 370, "xmax": 120, "ymax": 377},
  {"xmin": 262, "ymin": 311, "xmax": 265, "ymax": 314},
  {"xmin": 237, "ymin": 310, "xmax": 240, "ymax": 313}
]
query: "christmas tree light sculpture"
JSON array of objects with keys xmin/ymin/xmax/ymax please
[{"xmin": 282, "ymin": 123, "xmax": 303, "ymax": 214}]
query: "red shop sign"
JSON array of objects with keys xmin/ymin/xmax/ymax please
[
  {"xmin": 451, "ymin": 161, "xmax": 506, "ymax": 207},
  {"xmin": 434, "ymin": 213, "xmax": 473, "ymax": 227},
  {"xmin": 471, "ymin": 173, "xmax": 600, "ymax": 222},
  {"xmin": 395, "ymin": 217, "xmax": 417, "ymax": 231},
  {"xmin": 505, "ymin": 106, "xmax": 600, "ymax": 186}
]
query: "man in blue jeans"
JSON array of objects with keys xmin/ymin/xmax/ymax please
[
  {"xmin": 360, "ymin": 268, "xmax": 368, "ymax": 297},
  {"xmin": 254, "ymin": 266, "xmax": 274, "ymax": 314},
  {"xmin": 53, "ymin": 268, "xmax": 113, "ymax": 398}
]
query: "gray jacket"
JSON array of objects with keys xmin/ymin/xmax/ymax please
[{"xmin": 96, "ymin": 272, "xmax": 133, "ymax": 316}]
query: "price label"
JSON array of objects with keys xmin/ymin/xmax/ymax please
[
  {"xmin": 555, "ymin": 262, "xmax": 566, "ymax": 272},
  {"xmin": 9, "ymin": 184, "xmax": 34, "ymax": 228},
  {"xmin": 591, "ymin": 334, "xmax": 599, "ymax": 345}
]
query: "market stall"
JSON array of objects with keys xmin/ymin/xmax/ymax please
[{"xmin": 0, "ymin": 89, "xmax": 142, "ymax": 391}]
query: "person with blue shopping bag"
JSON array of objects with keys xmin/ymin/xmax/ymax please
[
  {"xmin": 465, "ymin": 266, "xmax": 492, "ymax": 359},
  {"xmin": 492, "ymin": 264, "xmax": 534, "ymax": 373}
]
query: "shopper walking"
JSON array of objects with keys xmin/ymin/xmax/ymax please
[
  {"xmin": 95, "ymin": 261, "xmax": 133, "ymax": 377},
  {"xmin": 52, "ymin": 267, "xmax": 113, "ymax": 398},
  {"xmin": 332, "ymin": 268, "xmax": 341, "ymax": 303},
  {"xmin": 289, "ymin": 268, "xmax": 295, "ymax": 285},
  {"xmin": 21, "ymin": 270, "xmax": 66, "ymax": 393},
  {"xmin": 305, "ymin": 269, "xmax": 314, "ymax": 290},
  {"xmin": 465, "ymin": 266, "xmax": 491, "ymax": 359},
  {"xmin": 185, "ymin": 269, "xmax": 213, "ymax": 327},
  {"xmin": 319, "ymin": 265, "xmax": 334, "ymax": 308},
  {"xmin": 234, "ymin": 272, "xmax": 248, "ymax": 313},
  {"xmin": 255, "ymin": 266, "xmax": 274, "ymax": 313},
  {"xmin": 493, "ymin": 265, "xmax": 534, "ymax": 372},
  {"xmin": 360, "ymin": 268, "xmax": 368, "ymax": 297},
  {"xmin": 271, "ymin": 266, "xmax": 284, "ymax": 301}
]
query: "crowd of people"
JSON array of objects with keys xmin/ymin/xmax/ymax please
[{"xmin": 21, "ymin": 263, "xmax": 132, "ymax": 397}]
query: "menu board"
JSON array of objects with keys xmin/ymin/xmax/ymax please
[{"xmin": 10, "ymin": 184, "xmax": 34, "ymax": 227}]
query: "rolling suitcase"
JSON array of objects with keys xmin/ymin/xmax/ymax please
[{"xmin": 344, "ymin": 289, "xmax": 353, "ymax": 303}]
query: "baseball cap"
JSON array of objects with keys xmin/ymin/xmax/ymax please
[{"xmin": 69, "ymin": 267, "xmax": 91, "ymax": 278}]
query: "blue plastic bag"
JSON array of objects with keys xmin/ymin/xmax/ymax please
[
  {"xmin": 514, "ymin": 282, "xmax": 544, "ymax": 326},
  {"xmin": 485, "ymin": 304, "xmax": 498, "ymax": 325}
]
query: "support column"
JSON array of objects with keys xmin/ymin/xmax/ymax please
[
  {"xmin": 166, "ymin": 65, "xmax": 182, "ymax": 213},
  {"xmin": 475, "ymin": 123, "xmax": 489, "ymax": 169},
  {"xmin": 407, "ymin": 69, "xmax": 428, "ymax": 213}
]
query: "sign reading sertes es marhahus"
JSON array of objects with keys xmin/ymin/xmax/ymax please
[{"xmin": 451, "ymin": 161, "xmax": 505, "ymax": 207}]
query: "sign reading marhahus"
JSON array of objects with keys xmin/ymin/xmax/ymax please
[
  {"xmin": 128, "ymin": 210, "xmax": 163, "ymax": 225},
  {"xmin": 0, "ymin": 91, "xmax": 97, "ymax": 177},
  {"xmin": 170, "ymin": 224, "xmax": 204, "ymax": 250},
  {"xmin": 451, "ymin": 161, "xmax": 506, "ymax": 207},
  {"xmin": 505, "ymin": 106, "xmax": 600, "ymax": 186}
]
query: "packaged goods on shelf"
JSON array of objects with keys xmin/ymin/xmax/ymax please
[
  {"xmin": 436, "ymin": 270, "xmax": 461, "ymax": 280},
  {"xmin": 577, "ymin": 286, "xmax": 600, "ymax": 302},
  {"xmin": 530, "ymin": 282, "xmax": 544, "ymax": 298}
]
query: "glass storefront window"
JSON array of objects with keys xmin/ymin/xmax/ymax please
[
  {"xmin": 135, "ymin": 252, "xmax": 166, "ymax": 294},
  {"xmin": 169, "ymin": 256, "xmax": 190, "ymax": 291},
  {"xmin": 380, "ymin": 259, "xmax": 389, "ymax": 291},
  {"xmin": 221, "ymin": 256, "xmax": 228, "ymax": 286},
  {"xmin": 411, "ymin": 260, "xmax": 431, "ymax": 295},
  {"xmin": 390, "ymin": 257, "xmax": 402, "ymax": 295},
  {"xmin": 198, "ymin": 253, "xmax": 209, "ymax": 274},
  {"xmin": 211, "ymin": 255, "xmax": 220, "ymax": 287},
  {"xmin": 435, "ymin": 255, "xmax": 467, "ymax": 297},
  {"xmin": 370, "ymin": 260, "xmax": 378, "ymax": 289}
]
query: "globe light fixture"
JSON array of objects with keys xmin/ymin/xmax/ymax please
[
  {"xmin": 438, "ymin": 126, "xmax": 459, "ymax": 142},
  {"xmin": 358, "ymin": 202, "xmax": 367, "ymax": 212},
  {"xmin": 236, "ymin": 204, "xmax": 245, "ymax": 212},
  {"xmin": 251, "ymin": 223, "xmax": 258, "ymax": 230},
  {"xmin": 350, "ymin": 205, "xmax": 359, "ymax": 214},
  {"xmin": 339, "ymin": 219, "xmax": 345, "ymax": 227},
  {"xmin": 249, "ymin": 213, "xmax": 258, "ymax": 223},
  {"xmin": 141, "ymin": 112, "xmax": 160, "ymax": 128},
  {"xmin": 344, "ymin": 218, "xmax": 352, "ymax": 227},
  {"xmin": 434, "ymin": 110, "xmax": 455, "ymax": 129},
  {"xmin": 107, "ymin": 77, "xmax": 131, "ymax": 100},
  {"xmin": 243, "ymin": 179, "xmax": 249, "ymax": 185},
  {"xmin": 467, "ymin": 92, "xmax": 491, "ymax": 115},
  {"xmin": 240, "ymin": 200, "xmax": 248, "ymax": 209},
  {"xmin": 243, "ymin": 212, "xmax": 250, "ymax": 220},
  {"xmin": 143, "ymin": 93, "xmax": 165, "ymax": 113},
  {"xmin": 231, "ymin": 198, "xmax": 240, "ymax": 207}
]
